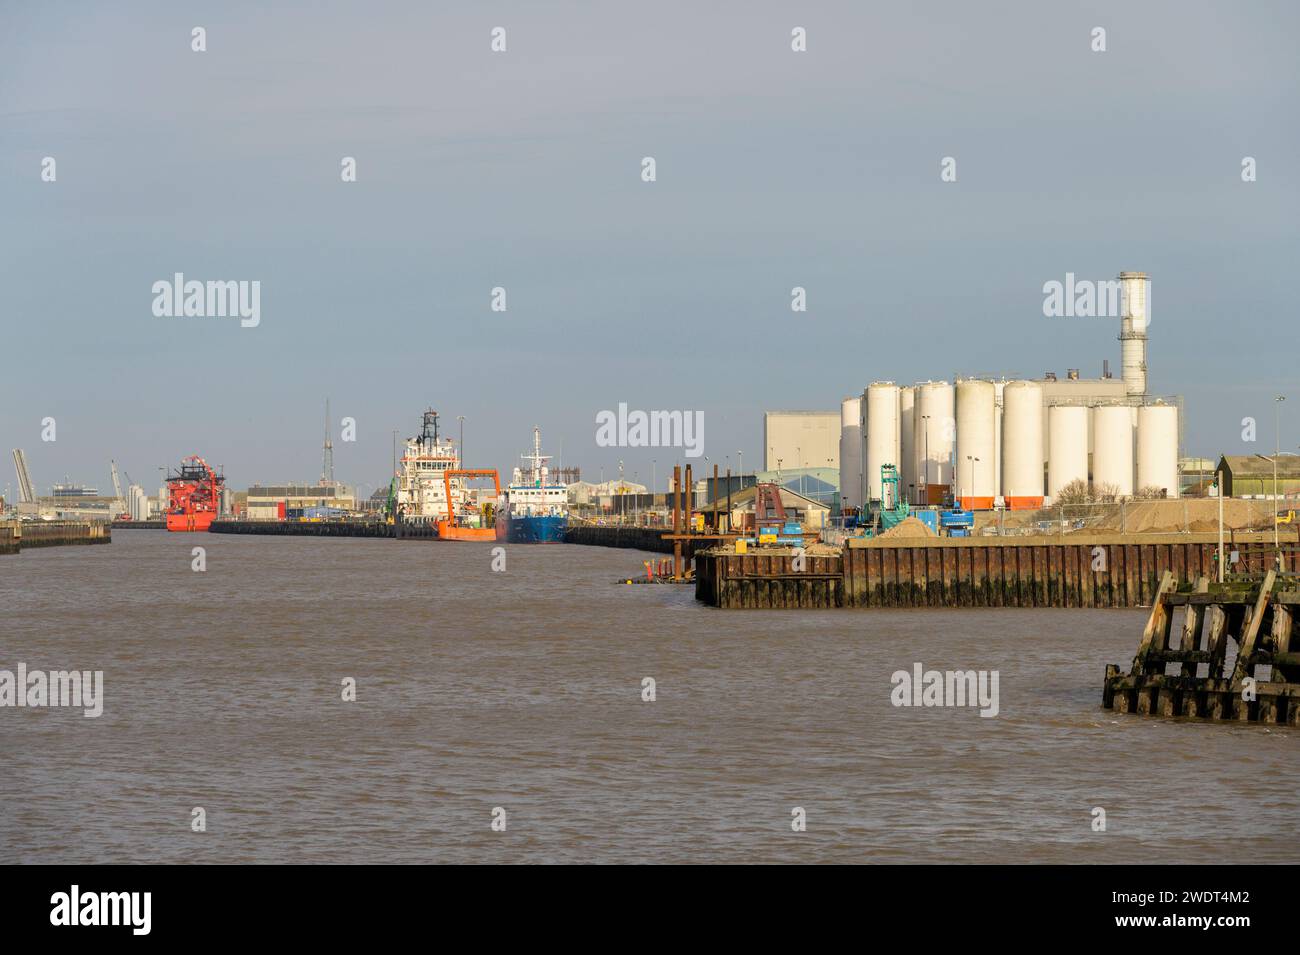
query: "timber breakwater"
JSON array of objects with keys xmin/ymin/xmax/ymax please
[
  {"xmin": 695, "ymin": 532, "xmax": 1300, "ymax": 609},
  {"xmin": 1, "ymin": 521, "xmax": 111, "ymax": 555}
]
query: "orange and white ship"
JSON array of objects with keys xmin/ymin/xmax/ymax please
[{"xmin": 165, "ymin": 455, "xmax": 225, "ymax": 532}]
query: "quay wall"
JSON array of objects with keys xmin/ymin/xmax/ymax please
[
  {"xmin": 0, "ymin": 521, "xmax": 112, "ymax": 553},
  {"xmin": 697, "ymin": 533, "xmax": 1300, "ymax": 609}
]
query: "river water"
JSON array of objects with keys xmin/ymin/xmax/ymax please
[{"xmin": 2, "ymin": 531, "xmax": 1297, "ymax": 864}]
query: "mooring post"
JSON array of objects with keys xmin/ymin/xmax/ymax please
[
  {"xmin": 726, "ymin": 468, "xmax": 732, "ymax": 534},
  {"xmin": 684, "ymin": 463, "xmax": 693, "ymax": 576},
  {"xmin": 672, "ymin": 464, "xmax": 682, "ymax": 581},
  {"xmin": 712, "ymin": 463, "xmax": 719, "ymax": 532}
]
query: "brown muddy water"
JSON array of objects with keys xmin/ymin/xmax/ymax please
[{"xmin": 2, "ymin": 532, "xmax": 1297, "ymax": 864}]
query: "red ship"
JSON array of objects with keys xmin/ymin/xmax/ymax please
[{"xmin": 166, "ymin": 455, "xmax": 225, "ymax": 532}]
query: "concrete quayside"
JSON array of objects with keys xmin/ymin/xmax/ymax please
[{"xmin": 0, "ymin": 521, "xmax": 111, "ymax": 555}]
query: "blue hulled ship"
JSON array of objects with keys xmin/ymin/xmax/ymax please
[{"xmin": 495, "ymin": 427, "xmax": 569, "ymax": 544}]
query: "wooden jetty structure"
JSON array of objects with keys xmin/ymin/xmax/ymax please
[
  {"xmin": 1103, "ymin": 569, "xmax": 1300, "ymax": 724},
  {"xmin": 696, "ymin": 532, "xmax": 1299, "ymax": 609}
]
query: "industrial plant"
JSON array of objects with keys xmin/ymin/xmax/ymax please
[{"xmin": 835, "ymin": 271, "xmax": 1183, "ymax": 532}]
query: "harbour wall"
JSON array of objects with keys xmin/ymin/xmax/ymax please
[
  {"xmin": 209, "ymin": 519, "xmax": 427, "ymax": 539},
  {"xmin": 563, "ymin": 525, "xmax": 688, "ymax": 555},
  {"xmin": 0, "ymin": 521, "xmax": 112, "ymax": 554},
  {"xmin": 208, "ymin": 520, "xmax": 700, "ymax": 551},
  {"xmin": 696, "ymin": 533, "xmax": 1300, "ymax": 609}
]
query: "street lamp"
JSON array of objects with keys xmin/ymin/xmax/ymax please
[
  {"xmin": 1275, "ymin": 396, "xmax": 1286, "ymax": 552},
  {"xmin": 921, "ymin": 414, "xmax": 932, "ymax": 505},
  {"xmin": 1215, "ymin": 457, "xmax": 1225, "ymax": 583},
  {"xmin": 965, "ymin": 455, "xmax": 979, "ymax": 508}
]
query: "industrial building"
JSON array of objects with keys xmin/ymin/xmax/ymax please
[
  {"xmin": 763, "ymin": 411, "xmax": 839, "ymax": 473},
  {"xmin": 693, "ymin": 484, "xmax": 831, "ymax": 533},
  {"xmin": 1215, "ymin": 455, "xmax": 1300, "ymax": 499},
  {"xmin": 842, "ymin": 271, "xmax": 1184, "ymax": 512},
  {"xmin": 245, "ymin": 484, "xmax": 357, "ymax": 519}
]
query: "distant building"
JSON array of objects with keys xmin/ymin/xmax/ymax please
[
  {"xmin": 1215, "ymin": 455, "xmax": 1300, "ymax": 499},
  {"xmin": 245, "ymin": 484, "xmax": 356, "ymax": 519},
  {"xmin": 694, "ymin": 484, "xmax": 830, "ymax": 533},
  {"xmin": 763, "ymin": 411, "xmax": 839, "ymax": 473}
]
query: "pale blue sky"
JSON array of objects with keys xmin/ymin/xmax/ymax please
[{"xmin": 2, "ymin": 1, "xmax": 1297, "ymax": 494}]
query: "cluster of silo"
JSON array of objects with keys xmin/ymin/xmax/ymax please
[{"xmin": 848, "ymin": 376, "xmax": 1179, "ymax": 513}]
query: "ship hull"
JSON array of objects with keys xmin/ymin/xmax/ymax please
[
  {"xmin": 166, "ymin": 512, "xmax": 216, "ymax": 532},
  {"xmin": 496, "ymin": 514, "xmax": 567, "ymax": 544},
  {"xmin": 436, "ymin": 520, "xmax": 496, "ymax": 542}
]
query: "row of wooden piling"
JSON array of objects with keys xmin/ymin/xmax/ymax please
[{"xmin": 1104, "ymin": 569, "xmax": 1300, "ymax": 724}]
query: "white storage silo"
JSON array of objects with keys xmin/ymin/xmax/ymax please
[
  {"xmin": 1092, "ymin": 404, "xmax": 1134, "ymax": 497},
  {"xmin": 993, "ymin": 379, "xmax": 1007, "ymax": 501},
  {"xmin": 1047, "ymin": 405, "xmax": 1089, "ymax": 498},
  {"xmin": 839, "ymin": 396, "xmax": 863, "ymax": 512},
  {"xmin": 864, "ymin": 382, "xmax": 901, "ymax": 504},
  {"xmin": 899, "ymin": 386, "xmax": 916, "ymax": 503},
  {"xmin": 1002, "ymin": 380, "xmax": 1044, "ymax": 509},
  {"xmin": 955, "ymin": 379, "xmax": 996, "ymax": 508},
  {"xmin": 915, "ymin": 380, "xmax": 955, "ymax": 503},
  {"xmin": 1137, "ymin": 402, "xmax": 1179, "ymax": 498}
]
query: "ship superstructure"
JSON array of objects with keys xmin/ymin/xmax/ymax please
[
  {"xmin": 166, "ymin": 455, "xmax": 225, "ymax": 532},
  {"xmin": 395, "ymin": 409, "xmax": 461, "ymax": 524},
  {"xmin": 496, "ymin": 427, "xmax": 569, "ymax": 544}
]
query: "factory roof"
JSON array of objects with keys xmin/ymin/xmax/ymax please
[
  {"xmin": 694, "ymin": 484, "xmax": 828, "ymax": 515},
  {"xmin": 1217, "ymin": 454, "xmax": 1300, "ymax": 477}
]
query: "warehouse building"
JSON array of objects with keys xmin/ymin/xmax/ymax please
[
  {"xmin": 763, "ymin": 411, "xmax": 839, "ymax": 473},
  {"xmin": 245, "ymin": 483, "xmax": 356, "ymax": 519},
  {"xmin": 1215, "ymin": 455, "xmax": 1300, "ymax": 499}
]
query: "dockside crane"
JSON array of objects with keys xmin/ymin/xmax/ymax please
[
  {"xmin": 12, "ymin": 449, "xmax": 35, "ymax": 504},
  {"xmin": 110, "ymin": 460, "xmax": 125, "ymax": 505}
]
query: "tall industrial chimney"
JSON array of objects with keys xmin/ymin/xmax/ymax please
[{"xmin": 1118, "ymin": 271, "xmax": 1149, "ymax": 397}]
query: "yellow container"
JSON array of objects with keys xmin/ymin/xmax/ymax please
[{"xmin": 735, "ymin": 538, "xmax": 748, "ymax": 554}]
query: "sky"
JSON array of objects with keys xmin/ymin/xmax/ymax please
[{"xmin": 2, "ymin": 0, "xmax": 1297, "ymax": 498}]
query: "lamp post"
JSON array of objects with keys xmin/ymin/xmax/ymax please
[
  {"xmin": 1216, "ymin": 461, "xmax": 1225, "ymax": 583},
  {"xmin": 921, "ymin": 414, "xmax": 932, "ymax": 505},
  {"xmin": 1275, "ymin": 396, "xmax": 1285, "ymax": 553},
  {"xmin": 965, "ymin": 455, "xmax": 979, "ymax": 509}
]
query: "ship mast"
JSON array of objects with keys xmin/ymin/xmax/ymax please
[{"xmin": 321, "ymin": 398, "xmax": 334, "ymax": 486}]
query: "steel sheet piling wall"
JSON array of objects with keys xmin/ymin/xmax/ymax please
[{"xmin": 696, "ymin": 535, "xmax": 1298, "ymax": 609}]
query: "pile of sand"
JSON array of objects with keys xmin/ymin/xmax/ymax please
[
  {"xmin": 877, "ymin": 516, "xmax": 938, "ymax": 539},
  {"xmin": 1115, "ymin": 499, "xmax": 1277, "ymax": 534}
]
